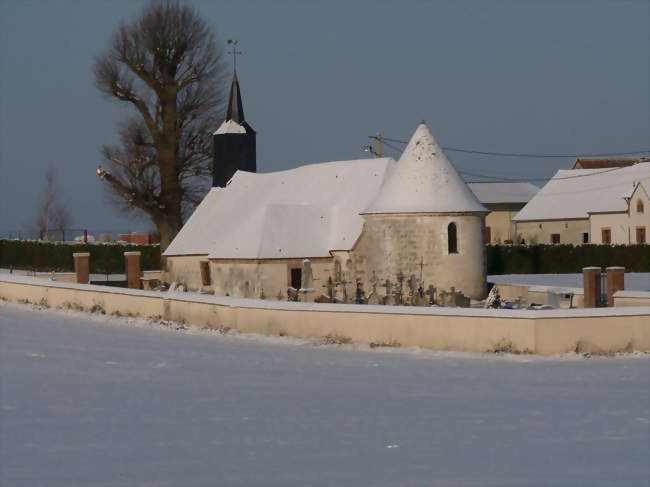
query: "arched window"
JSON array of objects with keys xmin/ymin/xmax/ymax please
[
  {"xmin": 637, "ymin": 200, "xmax": 644, "ymax": 214},
  {"xmin": 448, "ymin": 222, "xmax": 458, "ymax": 254}
]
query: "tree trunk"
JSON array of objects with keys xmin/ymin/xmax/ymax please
[{"xmin": 156, "ymin": 216, "xmax": 182, "ymax": 254}]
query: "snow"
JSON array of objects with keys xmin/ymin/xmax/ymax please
[
  {"xmin": 1, "ymin": 301, "xmax": 648, "ymax": 486},
  {"xmin": 3, "ymin": 273, "xmax": 649, "ymax": 318},
  {"xmin": 364, "ymin": 123, "xmax": 487, "ymax": 214},
  {"xmin": 467, "ymin": 181, "xmax": 539, "ymax": 204},
  {"xmin": 513, "ymin": 163, "xmax": 650, "ymax": 221},
  {"xmin": 213, "ymin": 119, "xmax": 247, "ymax": 135},
  {"xmin": 489, "ymin": 273, "xmax": 650, "ymax": 292},
  {"xmin": 164, "ymin": 158, "xmax": 395, "ymax": 258}
]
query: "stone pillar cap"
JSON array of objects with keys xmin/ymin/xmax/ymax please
[
  {"xmin": 582, "ymin": 266, "xmax": 601, "ymax": 270},
  {"xmin": 605, "ymin": 266, "xmax": 625, "ymax": 270},
  {"xmin": 73, "ymin": 252, "xmax": 90, "ymax": 257},
  {"xmin": 124, "ymin": 251, "xmax": 142, "ymax": 256}
]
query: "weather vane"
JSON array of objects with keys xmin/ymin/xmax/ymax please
[{"xmin": 227, "ymin": 39, "xmax": 241, "ymax": 72}]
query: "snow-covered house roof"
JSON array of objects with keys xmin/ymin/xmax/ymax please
[
  {"xmin": 467, "ymin": 182, "xmax": 539, "ymax": 205},
  {"xmin": 363, "ymin": 124, "xmax": 487, "ymax": 214},
  {"xmin": 164, "ymin": 158, "xmax": 396, "ymax": 258},
  {"xmin": 513, "ymin": 163, "xmax": 650, "ymax": 221}
]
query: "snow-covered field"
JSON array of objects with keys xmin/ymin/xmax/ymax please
[
  {"xmin": 489, "ymin": 272, "xmax": 650, "ymax": 291},
  {"xmin": 1, "ymin": 302, "xmax": 648, "ymax": 487}
]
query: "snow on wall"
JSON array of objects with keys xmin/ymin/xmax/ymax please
[{"xmin": 2, "ymin": 274, "xmax": 648, "ymax": 319}]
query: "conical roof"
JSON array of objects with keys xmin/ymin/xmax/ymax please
[
  {"xmin": 226, "ymin": 71, "xmax": 245, "ymax": 123},
  {"xmin": 364, "ymin": 123, "xmax": 487, "ymax": 214}
]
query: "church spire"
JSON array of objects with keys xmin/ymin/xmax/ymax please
[{"xmin": 226, "ymin": 71, "xmax": 245, "ymax": 124}]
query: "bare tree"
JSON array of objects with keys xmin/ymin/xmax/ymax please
[
  {"xmin": 94, "ymin": 0, "xmax": 227, "ymax": 250},
  {"xmin": 31, "ymin": 168, "xmax": 72, "ymax": 240}
]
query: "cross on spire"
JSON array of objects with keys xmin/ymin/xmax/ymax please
[{"xmin": 227, "ymin": 39, "xmax": 242, "ymax": 73}]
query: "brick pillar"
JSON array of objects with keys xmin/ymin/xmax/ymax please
[
  {"xmin": 73, "ymin": 252, "xmax": 90, "ymax": 284},
  {"xmin": 606, "ymin": 266, "xmax": 625, "ymax": 307},
  {"xmin": 124, "ymin": 251, "xmax": 141, "ymax": 289},
  {"xmin": 582, "ymin": 266, "xmax": 601, "ymax": 308},
  {"xmin": 199, "ymin": 260, "xmax": 211, "ymax": 286}
]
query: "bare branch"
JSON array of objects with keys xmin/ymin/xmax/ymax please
[{"xmin": 94, "ymin": 0, "xmax": 228, "ymax": 249}]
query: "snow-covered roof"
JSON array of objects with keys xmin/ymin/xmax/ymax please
[
  {"xmin": 467, "ymin": 182, "xmax": 539, "ymax": 205},
  {"xmin": 364, "ymin": 124, "xmax": 487, "ymax": 214},
  {"xmin": 164, "ymin": 158, "xmax": 395, "ymax": 258},
  {"xmin": 213, "ymin": 119, "xmax": 247, "ymax": 135},
  {"xmin": 513, "ymin": 163, "xmax": 650, "ymax": 221}
]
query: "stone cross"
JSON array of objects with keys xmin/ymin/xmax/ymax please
[
  {"xmin": 369, "ymin": 271, "xmax": 379, "ymax": 296},
  {"xmin": 354, "ymin": 280, "xmax": 365, "ymax": 304},
  {"xmin": 426, "ymin": 285, "xmax": 436, "ymax": 305},
  {"xmin": 395, "ymin": 271, "xmax": 405, "ymax": 305},
  {"xmin": 323, "ymin": 276, "xmax": 336, "ymax": 298}
]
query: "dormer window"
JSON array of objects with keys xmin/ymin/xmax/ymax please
[{"xmin": 637, "ymin": 200, "xmax": 644, "ymax": 214}]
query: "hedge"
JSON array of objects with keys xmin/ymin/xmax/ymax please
[
  {"xmin": 0, "ymin": 239, "xmax": 161, "ymax": 274},
  {"xmin": 487, "ymin": 244, "xmax": 650, "ymax": 274},
  {"xmin": 1, "ymin": 239, "xmax": 647, "ymax": 276}
]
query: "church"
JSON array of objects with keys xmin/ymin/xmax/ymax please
[{"xmin": 163, "ymin": 72, "xmax": 489, "ymax": 301}]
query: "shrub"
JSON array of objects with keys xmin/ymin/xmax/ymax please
[
  {"xmin": 0, "ymin": 239, "xmax": 160, "ymax": 273},
  {"xmin": 486, "ymin": 244, "xmax": 649, "ymax": 274}
]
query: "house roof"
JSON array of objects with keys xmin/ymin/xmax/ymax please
[
  {"xmin": 363, "ymin": 123, "xmax": 487, "ymax": 214},
  {"xmin": 164, "ymin": 157, "xmax": 396, "ymax": 258},
  {"xmin": 571, "ymin": 158, "xmax": 648, "ymax": 170},
  {"xmin": 467, "ymin": 182, "xmax": 539, "ymax": 205},
  {"xmin": 513, "ymin": 162, "xmax": 650, "ymax": 221}
]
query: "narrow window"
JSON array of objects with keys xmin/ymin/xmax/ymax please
[
  {"xmin": 637, "ymin": 227, "xmax": 646, "ymax": 244},
  {"xmin": 637, "ymin": 200, "xmax": 644, "ymax": 214},
  {"xmin": 602, "ymin": 228, "xmax": 611, "ymax": 244},
  {"xmin": 582, "ymin": 232, "xmax": 589, "ymax": 244},
  {"xmin": 290, "ymin": 268, "xmax": 302, "ymax": 289},
  {"xmin": 448, "ymin": 222, "xmax": 458, "ymax": 254},
  {"xmin": 551, "ymin": 233, "xmax": 560, "ymax": 244}
]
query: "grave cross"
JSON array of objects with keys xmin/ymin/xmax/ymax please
[{"xmin": 323, "ymin": 276, "xmax": 336, "ymax": 298}]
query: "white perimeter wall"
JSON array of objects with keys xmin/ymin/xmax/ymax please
[{"xmin": 1, "ymin": 275, "xmax": 648, "ymax": 356}]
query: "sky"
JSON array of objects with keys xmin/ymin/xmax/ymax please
[{"xmin": 0, "ymin": 0, "xmax": 648, "ymax": 234}]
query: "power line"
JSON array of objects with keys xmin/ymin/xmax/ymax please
[
  {"xmin": 368, "ymin": 135, "xmax": 650, "ymax": 158},
  {"xmin": 459, "ymin": 166, "xmax": 628, "ymax": 182},
  {"xmin": 370, "ymin": 140, "xmax": 637, "ymax": 182}
]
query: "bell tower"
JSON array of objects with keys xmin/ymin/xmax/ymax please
[{"xmin": 212, "ymin": 66, "xmax": 256, "ymax": 187}]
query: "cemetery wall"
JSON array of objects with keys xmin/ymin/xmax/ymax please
[{"xmin": 2, "ymin": 275, "xmax": 648, "ymax": 356}]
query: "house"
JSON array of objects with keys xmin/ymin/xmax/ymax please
[
  {"xmin": 467, "ymin": 182, "xmax": 539, "ymax": 243},
  {"xmin": 571, "ymin": 157, "xmax": 648, "ymax": 170},
  {"xmin": 513, "ymin": 162, "xmax": 650, "ymax": 244}
]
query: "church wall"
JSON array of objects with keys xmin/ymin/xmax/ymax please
[
  {"xmin": 514, "ymin": 219, "xmax": 589, "ymax": 245},
  {"xmin": 351, "ymin": 213, "xmax": 487, "ymax": 299},
  {"xmin": 209, "ymin": 258, "xmax": 334, "ymax": 299},
  {"xmin": 165, "ymin": 255, "xmax": 211, "ymax": 291}
]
